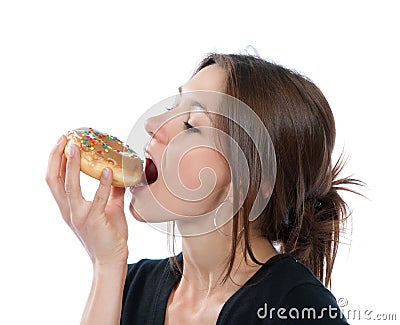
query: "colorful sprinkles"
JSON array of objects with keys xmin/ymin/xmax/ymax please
[{"xmin": 75, "ymin": 127, "xmax": 140, "ymax": 159}]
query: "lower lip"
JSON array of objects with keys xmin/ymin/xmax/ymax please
[
  {"xmin": 129, "ymin": 177, "xmax": 155, "ymax": 194},
  {"xmin": 130, "ymin": 183, "xmax": 147, "ymax": 194}
]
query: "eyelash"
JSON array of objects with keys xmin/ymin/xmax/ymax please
[
  {"xmin": 184, "ymin": 121, "xmax": 199, "ymax": 132},
  {"xmin": 165, "ymin": 105, "xmax": 176, "ymax": 111},
  {"xmin": 165, "ymin": 106, "xmax": 199, "ymax": 133}
]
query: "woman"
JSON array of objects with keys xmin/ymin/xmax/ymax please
[{"xmin": 46, "ymin": 53, "xmax": 363, "ymax": 324}]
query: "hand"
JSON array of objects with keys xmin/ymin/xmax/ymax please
[{"xmin": 46, "ymin": 135, "xmax": 129, "ymax": 266}]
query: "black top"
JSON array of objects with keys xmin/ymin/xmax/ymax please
[{"xmin": 121, "ymin": 253, "xmax": 348, "ymax": 324}]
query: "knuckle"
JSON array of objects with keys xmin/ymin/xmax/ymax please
[
  {"xmin": 45, "ymin": 174, "xmax": 52, "ymax": 186},
  {"xmin": 99, "ymin": 175, "xmax": 111, "ymax": 186},
  {"xmin": 45, "ymin": 173, "xmax": 61, "ymax": 187},
  {"xmin": 94, "ymin": 192, "xmax": 107, "ymax": 204},
  {"xmin": 48, "ymin": 146, "xmax": 61, "ymax": 161},
  {"xmin": 49, "ymin": 146, "xmax": 58, "ymax": 157},
  {"xmin": 64, "ymin": 184, "xmax": 73, "ymax": 197}
]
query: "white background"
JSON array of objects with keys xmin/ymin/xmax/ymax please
[{"xmin": 0, "ymin": 1, "xmax": 399, "ymax": 324}]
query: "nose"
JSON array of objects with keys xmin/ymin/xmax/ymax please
[{"xmin": 144, "ymin": 114, "xmax": 168, "ymax": 145}]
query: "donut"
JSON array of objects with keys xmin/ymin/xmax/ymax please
[{"xmin": 64, "ymin": 127, "xmax": 143, "ymax": 187}]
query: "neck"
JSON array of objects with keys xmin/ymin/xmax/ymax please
[{"xmin": 178, "ymin": 221, "xmax": 278, "ymax": 293}]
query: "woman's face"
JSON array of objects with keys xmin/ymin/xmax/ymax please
[{"xmin": 129, "ymin": 65, "xmax": 232, "ymax": 227}]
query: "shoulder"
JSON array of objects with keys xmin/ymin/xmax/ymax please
[
  {"xmin": 121, "ymin": 253, "xmax": 182, "ymax": 321},
  {"xmin": 125, "ymin": 253, "xmax": 182, "ymax": 285},
  {"xmin": 126, "ymin": 256, "xmax": 168, "ymax": 278},
  {"xmin": 258, "ymin": 255, "xmax": 345, "ymax": 311},
  {"xmin": 265, "ymin": 282, "xmax": 348, "ymax": 324},
  {"xmin": 219, "ymin": 254, "xmax": 348, "ymax": 324},
  {"xmin": 247, "ymin": 254, "xmax": 326, "ymax": 296}
]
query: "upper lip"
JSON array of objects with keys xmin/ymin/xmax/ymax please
[
  {"xmin": 143, "ymin": 144, "xmax": 157, "ymax": 168},
  {"xmin": 143, "ymin": 144, "xmax": 151, "ymax": 158}
]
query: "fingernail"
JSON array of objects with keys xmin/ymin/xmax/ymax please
[
  {"xmin": 102, "ymin": 167, "xmax": 110, "ymax": 178},
  {"xmin": 69, "ymin": 144, "xmax": 76, "ymax": 157},
  {"xmin": 56, "ymin": 135, "xmax": 64, "ymax": 145}
]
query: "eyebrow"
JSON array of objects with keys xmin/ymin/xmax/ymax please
[{"xmin": 178, "ymin": 86, "xmax": 208, "ymax": 113}]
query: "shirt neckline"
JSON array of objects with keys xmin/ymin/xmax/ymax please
[
  {"xmin": 216, "ymin": 253, "xmax": 293, "ymax": 323},
  {"xmin": 157, "ymin": 252, "xmax": 293, "ymax": 324}
]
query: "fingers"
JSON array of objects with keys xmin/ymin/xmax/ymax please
[
  {"xmin": 89, "ymin": 168, "xmax": 113, "ymax": 218},
  {"xmin": 46, "ymin": 135, "xmax": 66, "ymax": 191},
  {"xmin": 65, "ymin": 144, "xmax": 85, "ymax": 212},
  {"xmin": 46, "ymin": 135, "xmax": 69, "ymax": 216},
  {"xmin": 60, "ymin": 154, "xmax": 67, "ymax": 183}
]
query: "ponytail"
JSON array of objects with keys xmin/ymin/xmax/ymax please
[{"xmin": 282, "ymin": 152, "xmax": 366, "ymax": 287}]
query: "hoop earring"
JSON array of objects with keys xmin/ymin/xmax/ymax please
[{"xmin": 213, "ymin": 199, "xmax": 244, "ymax": 237}]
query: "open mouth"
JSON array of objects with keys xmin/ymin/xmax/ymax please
[
  {"xmin": 144, "ymin": 157, "xmax": 158, "ymax": 185},
  {"xmin": 130, "ymin": 151, "xmax": 158, "ymax": 189}
]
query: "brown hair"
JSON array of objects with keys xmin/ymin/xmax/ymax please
[{"xmin": 170, "ymin": 52, "xmax": 366, "ymax": 288}]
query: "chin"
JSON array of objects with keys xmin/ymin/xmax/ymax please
[{"xmin": 129, "ymin": 204, "xmax": 146, "ymax": 222}]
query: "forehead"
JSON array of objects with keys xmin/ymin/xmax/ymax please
[
  {"xmin": 177, "ymin": 64, "xmax": 228, "ymax": 119},
  {"xmin": 182, "ymin": 64, "xmax": 226, "ymax": 93}
]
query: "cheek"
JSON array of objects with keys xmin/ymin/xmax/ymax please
[{"xmin": 178, "ymin": 147, "xmax": 230, "ymax": 191}]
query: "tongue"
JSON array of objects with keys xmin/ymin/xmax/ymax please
[{"xmin": 144, "ymin": 158, "xmax": 158, "ymax": 185}]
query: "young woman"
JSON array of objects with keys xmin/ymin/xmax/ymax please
[{"xmin": 46, "ymin": 53, "xmax": 363, "ymax": 324}]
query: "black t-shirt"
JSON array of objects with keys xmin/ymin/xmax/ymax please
[{"xmin": 121, "ymin": 253, "xmax": 349, "ymax": 324}]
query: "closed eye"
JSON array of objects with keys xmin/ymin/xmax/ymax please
[{"xmin": 184, "ymin": 121, "xmax": 199, "ymax": 133}]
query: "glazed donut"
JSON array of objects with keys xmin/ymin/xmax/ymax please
[{"xmin": 64, "ymin": 127, "xmax": 143, "ymax": 187}]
